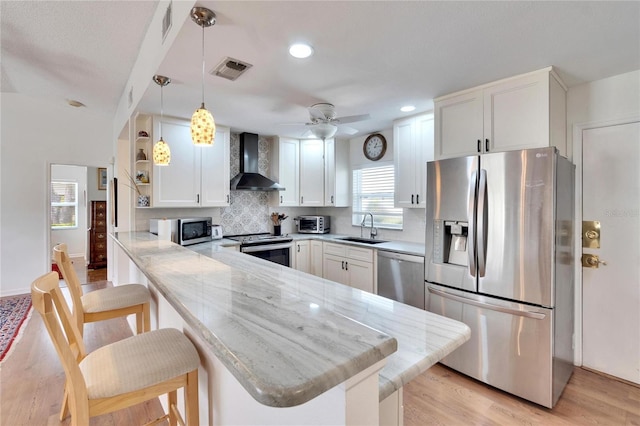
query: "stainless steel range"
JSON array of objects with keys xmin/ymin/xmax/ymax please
[{"xmin": 227, "ymin": 233, "xmax": 293, "ymax": 267}]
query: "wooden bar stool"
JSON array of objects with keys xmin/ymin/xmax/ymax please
[
  {"xmin": 53, "ymin": 243, "xmax": 151, "ymax": 336},
  {"xmin": 32, "ymin": 271, "xmax": 200, "ymax": 426}
]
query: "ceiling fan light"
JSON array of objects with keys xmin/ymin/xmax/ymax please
[
  {"xmin": 153, "ymin": 138, "xmax": 171, "ymax": 166},
  {"xmin": 191, "ymin": 104, "xmax": 216, "ymax": 146},
  {"xmin": 289, "ymin": 43, "xmax": 314, "ymax": 59},
  {"xmin": 312, "ymin": 122, "xmax": 337, "ymax": 139},
  {"xmin": 401, "ymin": 105, "xmax": 416, "ymax": 112}
]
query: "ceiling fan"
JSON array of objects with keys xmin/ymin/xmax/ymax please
[{"xmin": 282, "ymin": 103, "xmax": 370, "ymax": 139}]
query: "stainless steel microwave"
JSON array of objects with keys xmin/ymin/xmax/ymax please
[
  {"xmin": 295, "ymin": 215, "xmax": 331, "ymax": 234},
  {"xmin": 150, "ymin": 217, "xmax": 219, "ymax": 245}
]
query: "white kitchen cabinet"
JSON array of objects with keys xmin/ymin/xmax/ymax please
[
  {"xmin": 152, "ymin": 117, "xmax": 230, "ymax": 207},
  {"xmin": 434, "ymin": 67, "xmax": 567, "ymax": 159},
  {"xmin": 294, "ymin": 240, "xmax": 310, "ymax": 274},
  {"xmin": 310, "ymin": 240, "xmax": 323, "ymax": 277},
  {"xmin": 393, "ymin": 113, "xmax": 434, "ymax": 208},
  {"xmin": 269, "ymin": 137, "xmax": 299, "ymax": 207},
  {"xmin": 322, "ymin": 242, "xmax": 375, "ymax": 293},
  {"xmin": 324, "ymin": 138, "xmax": 349, "ymax": 207},
  {"xmin": 270, "ymin": 137, "xmax": 345, "ymax": 207},
  {"xmin": 299, "ymin": 139, "xmax": 325, "ymax": 206}
]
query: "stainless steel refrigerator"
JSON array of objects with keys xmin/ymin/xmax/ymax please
[{"xmin": 424, "ymin": 147, "xmax": 574, "ymax": 408}]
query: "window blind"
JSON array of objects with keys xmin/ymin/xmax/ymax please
[{"xmin": 352, "ymin": 165, "xmax": 403, "ymax": 229}]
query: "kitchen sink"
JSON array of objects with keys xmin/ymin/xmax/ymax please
[{"xmin": 337, "ymin": 237, "xmax": 388, "ymax": 245}]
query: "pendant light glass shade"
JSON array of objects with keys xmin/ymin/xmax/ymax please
[
  {"xmin": 153, "ymin": 138, "xmax": 171, "ymax": 165},
  {"xmin": 191, "ymin": 103, "xmax": 215, "ymax": 145},
  {"xmin": 190, "ymin": 7, "xmax": 216, "ymax": 146},
  {"xmin": 152, "ymin": 75, "xmax": 171, "ymax": 166}
]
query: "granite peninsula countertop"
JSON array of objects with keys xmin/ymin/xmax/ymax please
[{"xmin": 113, "ymin": 232, "xmax": 469, "ymax": 405}]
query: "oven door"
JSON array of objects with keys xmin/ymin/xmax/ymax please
[{"xmin": 241, "ymin": 242, "xmax": 292, "ymax": 267}]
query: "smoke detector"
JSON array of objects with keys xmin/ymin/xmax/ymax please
[{"xmin": 210, "ymin": 57, "xmax": 253, "ymax": 81}]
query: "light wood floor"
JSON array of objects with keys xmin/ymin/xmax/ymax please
[{"xmin": 2, "ymin": 280, "xmax": 639, "ymax": 425}]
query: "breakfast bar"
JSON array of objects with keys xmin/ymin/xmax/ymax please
[{"xmin": 111, "ymin": 232, "xmax": 470, "ymax": 425}]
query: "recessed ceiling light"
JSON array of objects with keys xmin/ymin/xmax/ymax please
[
  {"xmin": 400, "ymin": 105, "xmax": 415, "ymax": 112},
  {"xmin": 289, "ymin": 43, "xmax": 314, "ymax": 59}
]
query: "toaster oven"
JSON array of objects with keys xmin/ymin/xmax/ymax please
[{"xmin": 295, "ymin": 215, "xmax": 331, "ymax": 234}]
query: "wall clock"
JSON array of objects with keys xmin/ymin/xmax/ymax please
[{"xmin": 363, "ymin": 133, "xmax": 387, "ymax": 161}]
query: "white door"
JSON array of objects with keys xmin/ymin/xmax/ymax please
[{"xmin": 582, "ymin": 121, "xmax": 640, "ymax": 384}]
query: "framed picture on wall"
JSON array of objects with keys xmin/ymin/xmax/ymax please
[{"xmin": 98, "ymin": 168, "xmax": 107, "ymax": 190}]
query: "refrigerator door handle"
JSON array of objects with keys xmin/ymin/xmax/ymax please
[
  {"xmin": 428, "ymin": 286, "xmax": 546, "ymax": 320},
  {"xmin": 477, "ymin": 169, "xmax": 488, "ymax": 277},
  {"xmin": 468, "ymin": 170, "xmax": 478, "ymax": 277}
]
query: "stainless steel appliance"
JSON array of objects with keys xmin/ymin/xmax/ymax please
[
  {"xmin": 424, "ymin": 147, "xmax": 574, "ymax": 408},
  {"xmin": 295, "ymin": 215, "xmax": 331, "ymax": 234},
  {"xmin": 377, "ymin": 250, "xmax": 425, "ymax": 309},
  {"xmin": 149, "ymin": 217, "xmax": 214, "ymax": 246},
  {"xmin": 227, "ymin": 233, "xmax": 293, "ymax": 267},
  {"xmin": 230, "ymin": 133, "xmax": 284, "ymax": 191}
]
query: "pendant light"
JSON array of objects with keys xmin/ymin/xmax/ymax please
[
  {"xmin": 190, "ymin": 7, "xmax": 216, "ymax": 146},
  {"xmin": 152, "ymin": 75, "xmax": 171, "ymax": 166}
]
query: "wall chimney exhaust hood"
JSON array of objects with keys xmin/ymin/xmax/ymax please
[{"xmin": 230, "ymin": 133, "xmax": 284, "ymax": 191}]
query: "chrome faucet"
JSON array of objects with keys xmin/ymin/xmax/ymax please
[{"xmin": 360, "ymin": 212, "xmax": 377, "ymax": 239}]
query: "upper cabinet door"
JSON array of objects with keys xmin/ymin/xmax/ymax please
[
  {"xmin": 324, "ymin": 138, "xmax": 349, "ymax": 207},
  {"xmin": 484, "ymin": 73, "xmax": 549, "ymax": 153},
  {"xmin": 269, "ymin": 137, "xmax": 299, "ymax": 207},
  {"xmin": 153, "ymin": 117, "xmax": 200, "ymax": 207},
  {"xmin": 435, "ymin": 90, "xmax": 484, "ymax": 159},
  {"xmin": 394, "ymin": 117, "xmax": 416, "ymax": 208},
  {"xmin": 201, "ymin": 126, "xmax": 230, "ymax": 207},
  {"xmin": 299, "ymin": 139, "xmax": 325, "ymax": 206},
  {"xmin": 394, "ymin": 113, "xmax": 434, "ymax": 208},
  {"xmin": 414, "ymin": 114, "xmax": 435, "ymax": 207}
]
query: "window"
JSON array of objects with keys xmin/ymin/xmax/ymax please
[
  {"xmin": 352, "ymin": 164, "xmax": 403, "ymax": 229},
  {"xmin": 51, "ymin": 181, "xmax": 78, "ymax": 229}
]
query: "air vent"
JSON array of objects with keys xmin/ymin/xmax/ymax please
[
  {"xmin": 210, "ymin": 57, "xmax": 253, "ymax": 81},
  {"xmin": 162, "ymin": 2, "xmax": 172, "ymax": 42}
]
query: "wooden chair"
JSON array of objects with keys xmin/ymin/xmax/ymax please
[
  {"xmin": 53, "ymin": 243, "xmax": 151, "ymax": 336},
  {"xmin": 32, "ymin": 272, "xmax": 200, "ymax": 426}
]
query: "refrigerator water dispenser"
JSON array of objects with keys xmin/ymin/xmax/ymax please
[{"xmin": 433, "ymin": 220, "xmax": 468, "ymax": 267}]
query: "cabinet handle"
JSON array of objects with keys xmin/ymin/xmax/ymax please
[
  {"xmin": 197, "ymin": 194, "xmax": 200, "ymax": 203},
  {"xmin": 411, "ymin": 194, "xmax": 414, "ymax": 204},
  {"xmin": 331, "ymin": 195, "xmax": 334, "ymax": 204},
  {"xmin": 227, "ymin": 194, "xmax": 229, "ymax": 203},
  {"xmin": 485, "ymin": 139, "xmax": 489, "ymax": 152},
  {"xmin": 416, "ymin": 194, "xmax": 419, "ymax": 204},
  {"xmin": 301, "ymin": 196, "xmax": 304, "ymax": 204},
  {"xmin": 297, "ymin": 244, "xmax": 301, "ymax": 253},
  {"xmin": 280, "ymin": 195, "xmax": 283, "ymax": 203},
  {"xmin": 477, "ymin": 139, "xmax": 481, "ymax": 153},
  {"xmin": 341, "ymin": 260, "xmax": 345, "ymax": 270},
  {"xmin": 345, "ymin": 261, "xmax": 348, "ymax": 271}
]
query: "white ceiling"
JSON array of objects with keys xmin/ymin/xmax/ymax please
[{"xmin": 2, "ymin": 1, "xmax": 639, "ymax": 139}]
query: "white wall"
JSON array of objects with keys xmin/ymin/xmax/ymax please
[
  {"xmin": 50, "ymin": 165, "xmax": 88, "ymax": 258},
  {"xmin": 0, "ymin": 93, "xmax": 113, "ymax": 296},
  {"xmin": 567, "ymin": 69, "xmax": 640, "ymax": 147}
]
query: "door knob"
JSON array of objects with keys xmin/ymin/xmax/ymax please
[{"xmin": 582, "ymin": 254, "xmax": 607, "ymax": 268}]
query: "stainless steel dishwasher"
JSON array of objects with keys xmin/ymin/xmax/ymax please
[{"xmin": 377, "ymin": 250, "xmax": 425, "ymax": 309}]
